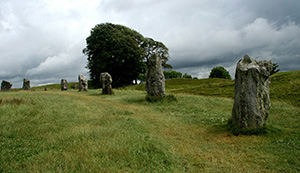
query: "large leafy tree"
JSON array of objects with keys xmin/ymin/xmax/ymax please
[
  {"xmin": 141, "ymin": 38, "xmax": 172, "ymax": 69},
  {"xmin": 209, "ymin": 66, "xmax": 232, "ymax": 80},
  {"xmin": 83, "ymin": 23, "xmax": 171, "ymax": 88}
]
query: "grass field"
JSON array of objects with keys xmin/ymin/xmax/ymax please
[{"xmin": 1, "ymin": 71, "xmax": 300, "ymax": 172}]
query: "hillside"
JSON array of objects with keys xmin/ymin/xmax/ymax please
[
  {"xmin": 127, "ymin": 70, "xmax": 300, "ymax": 106},
  {"xmin": 269, "ymin": 70, "xmax": 300, "ymax": 106}
]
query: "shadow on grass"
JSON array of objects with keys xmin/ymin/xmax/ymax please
[
  {"xmin": 145, "ymin": 94, "xmax": 178, "ymax": 103},
  {"xmin": 207, "ymin": 119, "xmax": 282, "ymax": 136}
]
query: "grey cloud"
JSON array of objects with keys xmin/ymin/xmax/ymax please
[{"xmin": 0, "ymin": 0, "xmax": 299, "ymax": 87}]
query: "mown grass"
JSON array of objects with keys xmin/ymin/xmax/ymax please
[{"xmin": 1, "ymin": 87, "xmax": 299, "ymax": 172}]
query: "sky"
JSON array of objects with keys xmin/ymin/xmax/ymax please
[{"xmin": 1, "ymin": 0, "xmax": 300, "ymax": 88}]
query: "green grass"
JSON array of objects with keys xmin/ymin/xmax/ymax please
[
  {"xmin": 30, "ymin": 82, "xmax": 79, "ymax": 91},
  {"xmin": 128, "ymin": 70, "xmax": 300, "ymax": 106},
  {"xmin": 1, "ymin": 71, "xmax": 300, "ymax": 172},
  {"xmin": 127, "ymin": 78, "xmax": 235, "ymax": 98},
  {"xmin": 270, "ymin": 70, "xmax": 300, "ymax": 106}
]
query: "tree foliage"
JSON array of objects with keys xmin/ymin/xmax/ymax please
[
  {"xmin": 83, "ymin": 23, "xmax": 172, "ymax": 88},
  {"xmin": 163, "ymin": 70, "xmax": 182, "ymax": 79},
  {"xmin": 209, "ymin": 66, "xmax": 232, "ymax": 80},
  {"xmin": 182, "ymin": 73, "xmax": 192, "ymax": 79},
  {"xmin": 141, "ymin": 38, "xmax": 173, "ymax": 69},
  {"xmin": 271, "ymin": 63, "xmax": 280, "ymax": 75}
]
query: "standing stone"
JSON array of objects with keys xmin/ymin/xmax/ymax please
[
  {"xmin": 78, "ymin": 74, "xmax": 88, "ymax": 91},
  {"xmin": 61, "ymin": 79, "xmax": 68, "ymax": 91},
  {"xmin": 23, "ymin": 78, "xmax": 30, "ymax": 90},
  {"xmin": 1, "ymin": 80, "xmax": 13, "ymax": 91},
  {"xmin": 232, "ymin": 54, "xmax": 273, "ymax": 128},
  {"xmin": 146, "ymin": 54, "xmax": 165, "ymax": 97},
  {"xmin": 100, "ymin": 72, "xmax": 113, "ymax": 94}
]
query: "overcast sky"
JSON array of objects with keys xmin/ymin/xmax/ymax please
[{"xmin": 1, "ymin": 0, "xmax": 300, "ymax": 88}]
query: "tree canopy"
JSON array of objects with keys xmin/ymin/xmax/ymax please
[
  {"xmin": 209, "ymin": 66, "xmax": 232, "ymax": 80},
  {"xmin": 83, "ymin": 23, "xmax": 171, "ymax": 88}
]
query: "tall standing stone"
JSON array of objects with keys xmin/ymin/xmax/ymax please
[
  {"xmin": 232, "ymin": 55, "xmax": 273, "ymax": 128},
  {"xmin": 23, "ymin": 78, "xmax": 30, "ymax": 90},
  {"xmin": 1, "ymin": 80, "xmax": 13, "ymax": 91},
  {"xmin": 78, "ymin": 74, "xmax": 88, "ymax": 91},
  {"xmin": 61, "ymin": 79, "xmax": 68, "ymax": 91},
  {"xmin": 146, "ymin": 54, "xmax": 165, "ymax": 97},
  {"xmin": 100, "ymin": 72, "xmax": 113, "ymax": 94}
]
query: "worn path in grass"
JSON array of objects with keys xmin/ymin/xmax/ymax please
[{"xmin": 1, "ymin": 89, "xmax": 300, "ymax": 172}]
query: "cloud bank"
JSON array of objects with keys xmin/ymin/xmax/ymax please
[{"xmin": 0, "ymin": 0, "xmax": 299, "ymax": 87}]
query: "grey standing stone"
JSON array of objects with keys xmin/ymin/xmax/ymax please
[
  {"xmin": 61, "ymin": 79, "xmax": 68, "ymax": 91},
  {"xmin": 146, "ymin": 54, "xmax": 165, "ymax": 97},
  {"xmin": 78, "ymin": 74, "xmax": 88, "ymax": 91},
  {"xmin": 1, "ymin": 80, "xmax": 13, "ymax": 91},
  {"xmin": 232, "ymin": 54, "xmax": 273, "ymax": 128},
  {"xmin": 100, "ymin": 72, "xmax": 113, "ymax": 94},
  {"xmin": 23, "ymin": 78, "xmax": 30, "ymax": 90}
]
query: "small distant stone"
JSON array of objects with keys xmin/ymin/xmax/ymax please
[
  {"xmin": 100, "ymin": 72, "xmax": 113, "ymax": 94},
  {"xmin": 23, "ymin": 78, "xmax": 30, "ymax": 90},
  {"xmin": 1, "ymin": 80, "xmax": 13, "ymax": 91},
  {"xmin": 61, "ymin": 79, "xmax": 68, "ymax": 91},
  {"xmin": 78, "ymin": 74, "xmax": 88, "ymax": 91}
]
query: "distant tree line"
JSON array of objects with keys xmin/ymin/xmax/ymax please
[
  {"xmin": 208, "ymin": 62, "xmax": 280, "ymax": 80},
  {"xmin": 163, "ymin": 70, "xmax": 192, "ymax": 79},
  {"xmin": 137, "ymin": 70, "xmax": 193, "ymax": 83}
]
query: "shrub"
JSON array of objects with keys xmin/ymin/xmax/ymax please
[{"xmin": 182, "ymin": 73, "xmax": 192, "ymax": 79}]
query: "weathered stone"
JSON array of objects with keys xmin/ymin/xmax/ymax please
[
  {"xmin": 61, "ymin": 79, "xmax": 68, "ymax": 91},
  {"xmin": 78, "ymin": 74, "xmax": 88, "ymax": 91},
  {"xmin": 100, "ymin": 72, "xmax": 113, "ymax": 94},
  {"xmin": 232, "ymin": 54, "xmax": 273, "ymax": 128},
  {"xmin": 1, "ymin": 80, "xmax": 13, "ymax": 91},
  {"xmin": 146, "ymin": 54, "xmax": 165, "ymax": 97},
  {"xmin": 22, "ymin": 78, "xmax": 30, "ymax": 90}
]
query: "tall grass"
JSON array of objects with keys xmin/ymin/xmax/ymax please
[{"xmin": 1, "ymin": 89, "xmax": 299, "ymax": 172}]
